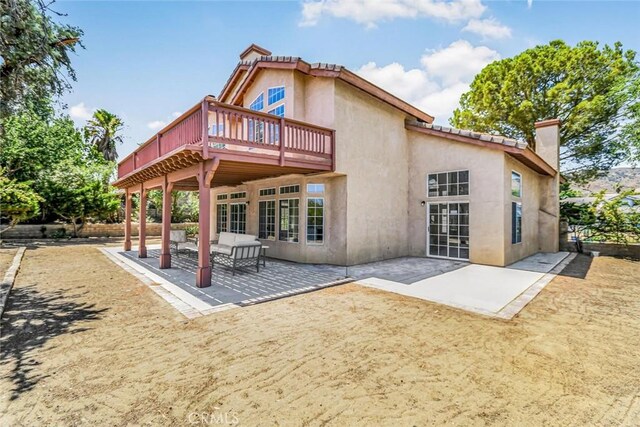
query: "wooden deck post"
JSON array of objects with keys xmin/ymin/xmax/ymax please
[
  {"xmin": 159, "ymin": 177, "xmax": 173, "ymax": 269},
  {"xmin": 138, "ymin": 184, "xmax": 147, "ymax": 258},
  {"xmin": 124, "ymin": 189, "xmax": 132, "ymax": 251},
  {"xmin": 195, "ymin": 161, "xmax": 215, "ymax": 288}
]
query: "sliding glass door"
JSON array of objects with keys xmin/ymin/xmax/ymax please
[{"xmin": 428, "ymin": 203, "xmax": 469, "ymax": 260}]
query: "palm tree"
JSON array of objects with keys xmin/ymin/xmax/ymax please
[{"xmin": 84, "ymin": 109, "xmax": 124, "ymax": 161}]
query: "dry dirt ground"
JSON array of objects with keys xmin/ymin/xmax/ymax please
[
  {"xmin": 0, "ymin": 247, "xmax": 18, "ymax": 276},
  {"xmin": 1, "ymin": 243, "xmax": 639, "ymax": 426}
]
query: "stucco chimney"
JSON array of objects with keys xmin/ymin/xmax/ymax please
[
  {"xmin": 534, "ymin": 119, "xmax": 561, "ymax": 171},
  {"xmin": 239, "ymin": 44, "xmax": 272, "ymax": 61}
]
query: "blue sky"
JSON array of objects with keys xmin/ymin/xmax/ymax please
[{"xmin": 55, "ymin": 0, "xmax": 640, "ymax": 158}]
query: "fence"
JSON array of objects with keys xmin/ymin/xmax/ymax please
[{"xmin": 560, "ymin": 220, "xmax": 640, "ymax": 259}]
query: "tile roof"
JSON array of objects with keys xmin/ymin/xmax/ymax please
[
  {"xmin": 407, "ymin": 120, "xmax": 528, "ymax": 150},
  {"xmin": 219, "ymin": 55, "xmax": 434, "ymax": 123}
]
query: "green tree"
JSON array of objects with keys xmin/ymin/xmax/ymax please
[
  {"xmin": 452, "ymin": 40, "xmax": 640, "ymax": 181},
  {"xmin": 147, "ymin": 190, "xmax": 199, "ymax": 223},
  {"xmin": 39, "ymin": 161, "xmax": 120, "ymax": 236},
  {"xmin": 561, "ymin": 189, "xmax": 640, "ymax": 246},
  {"xmin": 0, "ymin": 170, "xmax": 41, "ymax": 233},
  {"xmin": 0, "ymin": 106, "xmax": 86, "ymax": 184},
  {"xmin": 0, "ymin": 0, "xmax": 82, "ymax": 117},
  {"xmin": 84, "ymin": 109, "xmax": 124, "ymax": 162}
]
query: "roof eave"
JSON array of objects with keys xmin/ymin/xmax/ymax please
[{"xmin": 406, "ymin": 122, "xmax": 556, "ymax": 177}]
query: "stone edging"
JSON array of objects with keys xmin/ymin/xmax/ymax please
[{"xmin": 0, "ymin": 247, "xmax": 27, "ymax": 319}]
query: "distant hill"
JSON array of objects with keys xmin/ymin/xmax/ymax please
[{"xmin": 575, "ymin": 167, "xmax": 640, "ymax": 193}]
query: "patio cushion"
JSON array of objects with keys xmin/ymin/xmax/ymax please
[
  {"xmin": 170, "ymin": 229, "xmax": 187, "ymax": 243},
  {"xmin": 235, "ymin": 234, "xmax": 258, "ymax": 243},
  {"xmin": 218, "ymin": 232, "xmax": 236, "ymax": 247},
  {"xmin": 211, "ymin": 244, "xmax": 233, "ymax": 255}
]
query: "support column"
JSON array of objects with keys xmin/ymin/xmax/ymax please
[
  {"xmin": 159, "ymin": 177, "xmax": 173, "ymax": 269},
  {"xmin": 196, "ymin": 164, "xmax": 212, "ymax": 288},
  {"xmin": 124, "ymin": 190, "xmax": 132, "ymax": 251},
  {"xmin": 138, "ymin": 184, "xmax": 147, "ymax": 258}
]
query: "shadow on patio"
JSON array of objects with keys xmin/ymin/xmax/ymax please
[{"xmin": 0, "ymin": 284, "xmax": 107, "ymax": 401}]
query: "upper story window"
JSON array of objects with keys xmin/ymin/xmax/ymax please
[
  {"xmin": 511, "ymin": 171, "xmax": 522, "ymax": 198},
  {"xmin": 307, "ymin": 183, "xmax": 325, "ymax": 193},
  {"xmin": 268, "ymin": 104, "xmax": 285, "ymax": 117},
  {"xmin": 216, "ymin": 194, "xmax": 228, "ymax": 201},
  {"xmin": 250, "ymin": 93, "xmax": 264, "ymax": 111},
  {"xmin": 428, "ymin": 170, "xmax": 469, "ymax": 197},
  {"xmin": 230, "ymin": 192, "xmax": 246, "ymax": 199},
  {"xmin": 268, "ymin": 86, "xmax": 285, "ymax": 105}
]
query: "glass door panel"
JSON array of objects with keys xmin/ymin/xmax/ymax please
[{"xmin": 428, "ymin": 202, "xmax": 469, "ymax": 260}]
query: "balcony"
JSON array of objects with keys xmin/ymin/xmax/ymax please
[{"xmin": 114, "ymin": 97, "xmax": 335, "ymax": 189}]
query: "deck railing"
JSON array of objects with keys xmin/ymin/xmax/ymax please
[
  {"xmin": 117, "ymin": 99, "xmax": 334, "ymax": 179},
  {"xmin": 207, "ymin": 103, "xmax": 333, "ymax": 160}
]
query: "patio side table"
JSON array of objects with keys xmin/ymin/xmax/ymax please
[{"xmin": 260, "ymin": 245, "xmax": 269, "ymax": 267}]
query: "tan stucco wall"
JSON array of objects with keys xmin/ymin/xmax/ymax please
[
  {"xmin": 242, "ymin": 69, "xmax": 294, "ymax": 116},
  {"xmin": 210, "ymin": 174, "xmax": 347, "ymax": 265},
  {"xmin": 503, "ymin": 155, "xmax": 541, "ymax": 265},
  {"xmin": 502, "ymin": 155, "xmax": 560, "ymax": 265},
  {"xmin": 407, "ymin": 133, "xmax": 506, "ymax": 266},
  {"xmin": 333, "ymin": 79, "xmax": 411, "ymax": 264},
  {"xmin": 214, "ymin": 67, "xmax": 560, "ymax": 267}
]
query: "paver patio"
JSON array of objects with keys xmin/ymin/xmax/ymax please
[{"xmin": 104, "ymin": 245, "xmax": 467, "ymax": 316}]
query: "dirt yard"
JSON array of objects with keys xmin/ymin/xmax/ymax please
[
  {"xmin": 0, "ymin": 247, "xmax": 18, "ymax": 275},
  {"xmin": 1, "ymin": 243, "xmax": 639, "ymax": 426}
]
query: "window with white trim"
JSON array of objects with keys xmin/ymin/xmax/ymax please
[
  {"xmin": 268, "ymin": 86, "xmax": 285, "ymax": 105},
  {"xmin": 230, "ymin": 192, "xmax": 246, "ymax": 199},
  {"xmin": 280, "ymin": 185, "xmax": 300, "ymax": 195},
  {"xmin": 249, "ymin": 93, "xmax": 265, "ymax": 143},
  {"xmin": 307, "ymin": 183, "xmax": 325, "ymax": 193},
  {"xmin": 216, "ymin": 204, "xmax": 228, "ymax": 233},
  {"xmin": 512, "ymin": 202, "xmax": 522, "ymax": 244},
  {"xmin": 428, "ymin": 170, "xmax": 469, "ymax": 197},
  {"xmin": 249, "ymin": 93, "xmax": 264, "ymax": 111},
  {"xmin": 230, "ymin": 203, "xmax": 247, "ymax": 234},
  {"xmin": 279, "ymin": 199, "xmax": 299, "ymax": 242},
  {"xmin": 259, "ymin": 188, "xmax": 276, "ymax": 197},
  {"xmin": 258, "ymin": 200, "xmax": 276, "ymax": 240},
  {"xmin": 268, "ymin": 104, "xmax": 285, "ymax": 117},
  {"xmin": 306, "ymin": 198, "xmax": 324, "ymax": 244},
  {"xmin": 216, "ymin": 194, "xmax": 228, "ymax": 201},
  {"xmin": 511, "ymin": 171, "xmax": 522, "ymax": 197}
]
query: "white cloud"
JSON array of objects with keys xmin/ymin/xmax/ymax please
[
  {"xmin": 69, "ymin": 102, "xmax": 93, "ymax": 120},
  {"xmin": 300, "ymin": 0, "xmax": 486, "ymax": 28},
  {"xmin": 527, "ymin": 0, "xmax": 533, "ymax": 8},
  {"xmin": 420, "ymin": 40, "xmax": 500, "ymax": 85},
  {"xmin": 356, "ymin": 40, "xmax": 500, "ymax": 122},
  {"xmin": 462, "ymin": 17, "xmax": 512, "ymax": 39},
  {"xmin": 171, "ymin": 111, "xmax": 181, "ymax": 118},
  {"xmin": 147, "ymin": 120, "xmax": 166, "ymax": 131},
  {"xmin": 357, "ymin": 62, "xmax": 438, "ymax": 101}
]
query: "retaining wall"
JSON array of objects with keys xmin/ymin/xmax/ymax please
[{"xmin": 1, "ymin": 223, "xmax": 197, "ymax": 239}]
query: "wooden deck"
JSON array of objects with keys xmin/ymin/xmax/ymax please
[{"xmin": 114, "ymin": 96, "xmax": 334, "ymax": 189}]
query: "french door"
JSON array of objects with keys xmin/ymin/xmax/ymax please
[{"xmin": 427, "ymin": 202, "xmax": 470, "ymax": 260}]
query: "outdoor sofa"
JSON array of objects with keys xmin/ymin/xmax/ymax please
[{"xmin": 210, "ymin": 232, "xmax": 262, "ymax": 275}]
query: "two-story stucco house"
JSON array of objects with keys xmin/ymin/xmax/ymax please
[{"xmin": 114, "ymin": 44, "xmax": 560, "ymax": 288}]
